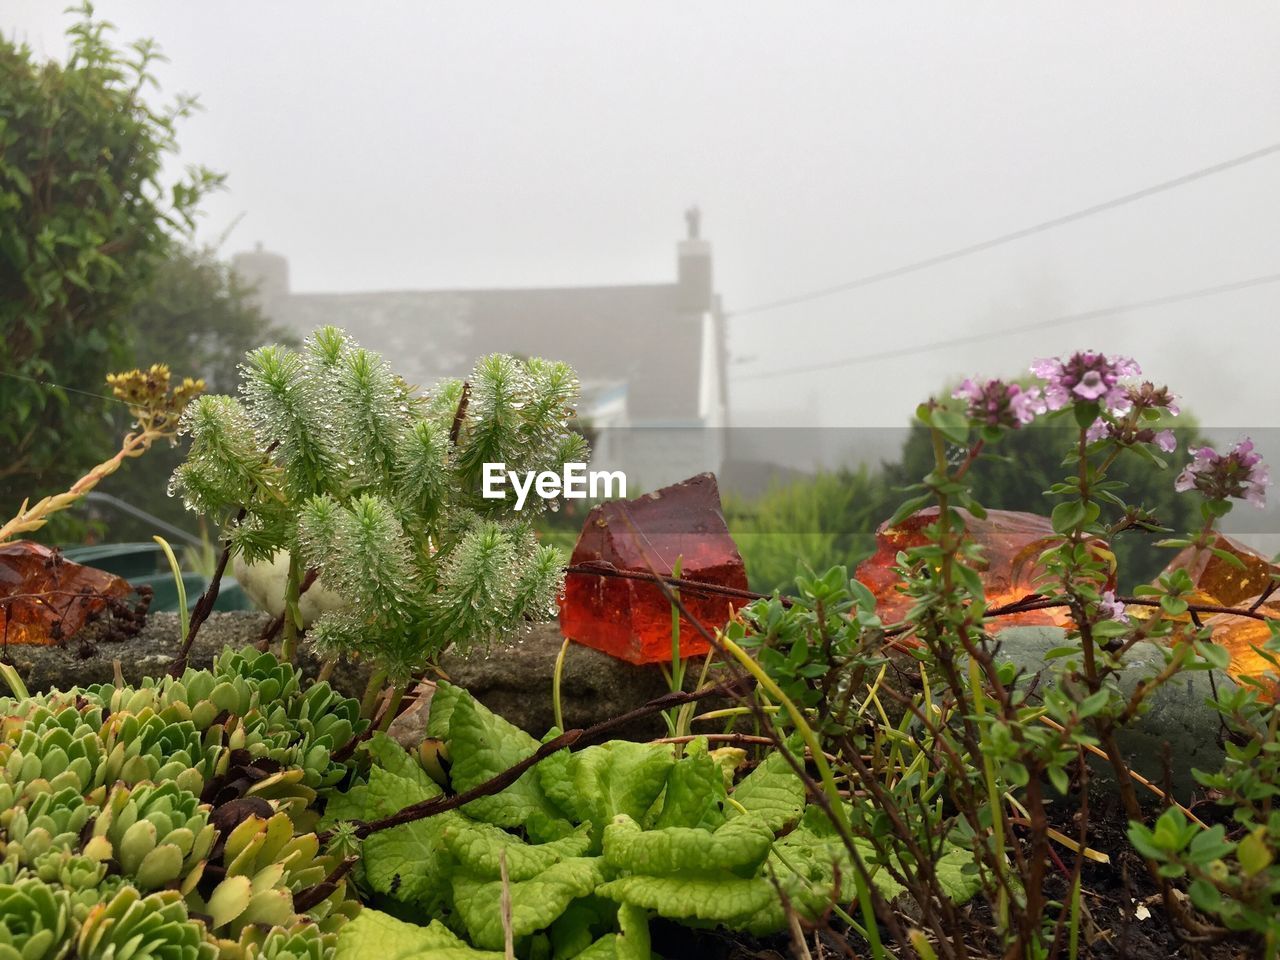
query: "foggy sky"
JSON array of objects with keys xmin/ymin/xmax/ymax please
[{"xmin": 5, "ymin": 2, "xmax": 1279, "ymax": 441}]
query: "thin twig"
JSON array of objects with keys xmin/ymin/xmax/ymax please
[{"xmin": 168, "ymin": 506, "xmax": 245, "ymax": 676}]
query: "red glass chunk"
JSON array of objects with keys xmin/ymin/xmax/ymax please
[
  {"xmin": 0, "ymin": 542, "xmax": 131, "ymax": 647},
  {"xmin": 559, "ymin": 473, "xmax": 749, "ymax": 664},
  {"xmin": 855, "ymin": 506, "xmax": 1083, "ymax": 630}
]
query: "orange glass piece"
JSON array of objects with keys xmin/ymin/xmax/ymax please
[
  {"xmin": 0, "ymin": 542, "xmax": 131, "ymax": 646},
  {"xmin": 1204, "ymin": 599, "xmax": 1279, "ymax": 700},
  {"xmin": 559, "ymin": 473, "xmax": 748, "ymax": 664},
  {"xmin": 855, "ymin": 506, "xmax": 1084, "ymax": 630},
  {"xmin": 1161, "ymin": 534, "xmax": 1279, "ymax": 608}
]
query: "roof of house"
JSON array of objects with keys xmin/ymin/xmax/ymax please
[{"xmin": 268, "ymin": 282, "xmax": 706, "ymax": 419}]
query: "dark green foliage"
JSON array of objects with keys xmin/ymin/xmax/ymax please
[{"xmin": 0, "ymin": 7, "xmax": 221, "ymax": 535}]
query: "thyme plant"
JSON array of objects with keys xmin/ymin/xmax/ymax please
[
  {"xmin": 172, "ymin": 326, "xmax": 585, "ymax": 679},
  {"xmin": 735, "ymin": 351, "xmax": 1278, "ymax": 958}
]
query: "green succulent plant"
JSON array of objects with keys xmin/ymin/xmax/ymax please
[
  {"xmin": 0, "ymin": 648, "xmax": 364, "ymax": 960},
  {"xmin": 89, "ymin": 783, "xmax": 215, "ymax": 893},
  {"xmin": 0, "ymin": 876, "xmax": 72, "ymax": 960},
  {"xmin": 77, "ymin": 888, "xmax": 215, "ymax": 960}
]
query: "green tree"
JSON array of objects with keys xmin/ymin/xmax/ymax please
[
  {"xmin": 0, "ymin": 5, "xmax": 220, "ymax": 536},
  {"xmin": 724, "ymin": 468, "xmax": 894, "ymax": 596}
]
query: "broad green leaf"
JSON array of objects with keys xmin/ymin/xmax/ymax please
[
  {"xmin": 614, "ymin": 903, "xmax": 650, "ymax": 960},
  {"xmin": 363, "ymin": 732, "xmax": 439, "ymax": 794},
  {"xmin": 443, "ymin": 820, "xmax": 593, "ymax": 882},
  {"xmin": 366, "ymin": 764, "xmax": 440, "ymax": 818},
  {"xmin": 727, "ymin": 751, "xmax": 805, "ymax": 832},
  {"xmin": 363, "ymin": 813, "xmax": 462, "ymax": 909},
  {"xmin": 358, "ymin": 765, "xmax": 457, "ymax": 908},
  {"xmin": 595, "ymin": 872, "xmax": 775, "ymax": 926},
  {"xmin": 334, "ymin": 908, "xmax": 503, "ymax": 960},
  {"xmin": 568, "ymin": 904, "xmax": 649, "ymax": 960},
  {"xmin": 447, "ymin": 689, "xmax": 573, "ymax": 839},
  {"xmin": 452, "ymin": 857, "xmax": 607, "ymax": 951},
  {"xmin": 654, "ymin": 741, "xmax": 726, "ymax": 830},
  {"xmin": 320, "ymin": 783, "xmax": 370, "ymax": 829},
  {"xmin": 603, "ymin": 814, "xmax": 773, "ymax": 876},
  {"xmin": 564, "ymin": 741, "xmax": 674, "ymax": 830},
  {"xmin": 427, "ymin": 680, "xmax": 467, "ymax": 740},
  {"xmin": 933, "ymin": 845, "xmax": 983, "ymax": 904}
]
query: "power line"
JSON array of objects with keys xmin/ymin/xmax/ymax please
[
  {"xmin": 0, "ymin": 368, "xmax": 131, "ymax": 407},
  {"xmin": 727, "ymin": 140, "xmax": 1280, "ymax": 319},
  {"xmin": 735, "ymin": 271, "xmax": 1280, "ymax": 382}
]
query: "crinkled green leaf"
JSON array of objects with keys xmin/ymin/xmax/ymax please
[
  {"xmin": 363, "ymin": 813, "xmax": 461, "ymax": 909},
  {"xmin": 320, "ymin": 783, "xmax": 370, "ymax": 829},
  {"xmin": 568, "ymin": 904, "xmax": 649, "ymax": 960},
  {"xmin": 335, "ymin": 907, "xmax": 503, "ymax": 960},
  {"xmin": 595, "ymin": 873, "xmax": 776, "ymax": 926},
  {"xmin": 428, "ymin": 681, "xmax": 466, "ymax": 740},
  {"xmin": 572, "ymin": 935, "xmax": 620, "ymax": 960},
  {"xmin": 603, "ymin": 814, "xmax": 773, "ymax": 876},
  {"xmin": 564, "ymin": 741, "xmax": 673, "ymax": 830},
  {"xmin": 357, "ymin": 765, "xmax": 457, "ymax": 908},
  {"xmin": 727, "ymin": 750, "xmax": 805, "ymax": 832},
  {"xmin": 613, "ymin": 903, "xmax": 649, "ymax": 960},
  {"xmin": 451, "ymin": 857, "xmax": 607, "ymax": 951},
  {"xmin": 654, "ymin": 740, "xmax": 726, "ymax": 830},
  {"xmin": 446, "ymin": 689, "xmax": 573, "ymax": 840},
  {"xmin": 443, "ymin": 820, "xmax": 593, "ymax": 882},
  {"xmin": 363, "ymin": 732, "xmax": 439, "ymax": 795}
]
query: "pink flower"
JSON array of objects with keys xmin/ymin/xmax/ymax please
[
  {"xmin": 1175, "ymin": 438, "xmax": 1271, "ymax": 508},
  {"xmin": 1031, "ymin": 351, "xmax": 1141, "ymax": 413},
  {"xmin": 953, "ymin": 378, "xmax": 1045, "ymax": 429},
  {"xmin": 1098, "ymin": 590, "xmax": 1128, "ymax": 623},
  {"xmin": 1153, "ymin": 429, "xmax": 1177, "ymax": 453}
]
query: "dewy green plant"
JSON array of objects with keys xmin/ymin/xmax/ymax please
[{"xmin": 171, "ymin": 326, "xmax": 585, "ymax": 677}]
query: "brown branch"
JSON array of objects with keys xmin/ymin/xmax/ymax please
[
  {"xmin": 564, "ymin": 562, "xmax": 787, "ymax": 607},
  {"xmin": 169, "ymin": 507, "xmax": 245, "ymax": 676},
  {"xmin": 449, "ymin": 381, "xmax": 471, "ymax": 445}
]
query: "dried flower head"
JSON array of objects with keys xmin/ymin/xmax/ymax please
[
  {"xmin": 1030, "ymin": 351, "xmax": 1140, "ymax": 413},
  {"xmin": 1174, "ymin": 438, "xmax": 1271, "ymax": 508},
  {"xmin": 107, "ymin": 364, "xmax": 205, "ymax": 436},
  {"xmin": 953, "ymin": 378, "xmax": 1045, "ymax": 429}
]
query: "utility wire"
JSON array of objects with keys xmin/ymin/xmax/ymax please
[
  {"xmin": 0, "ymin": 368, "xmax": 131, "ymax": 408},
  {"xmin": 735, "ymin": 271, "xmax": 1280, "ymax": 382},
  {"xmin": 727, "ymin": 140, "xmax": 1280, "ymax": 319}
]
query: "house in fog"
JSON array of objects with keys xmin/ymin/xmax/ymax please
[{"xmin": 232, "ymin": 211, "xmax": 728, "ymax": 489}]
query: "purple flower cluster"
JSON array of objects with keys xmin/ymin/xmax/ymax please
[
  {"xmin": 953, "ymin": 379, "xmax": 1045, "ymax": 429},
  {"xmin": 1175, "ymin": 438, "xmax": 1271, "ymax": 508},
  {"xmin": 1031, "ymin": 352, "xmax": 1141, "ymax": 413},
  {"xmin": 1084, "ymin": 419, "xmax": 1177, "ymax": 452},
  {"xmin": 1097, "ymin": 590, "xmax": 1128, "ymax": 623}
]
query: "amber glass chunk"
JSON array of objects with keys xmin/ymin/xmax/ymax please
[
  {"xmin": 1161, "ymin": 534, "xmax": 1279, "ymax": 608},
  {"xmin": 0, "ymin": 542, "xmax": 131, "ymax": 647},
  {"xmin": 1203, "ymin": 599, "xmax": 1279, "ymax": 701},
  {"xmin": 559, "ymin": 473, "xmax": 748, "ymax": 664},
  {"xmin": 855, "ymin": 506, "xmax": 1076, "ymax": 630}
]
